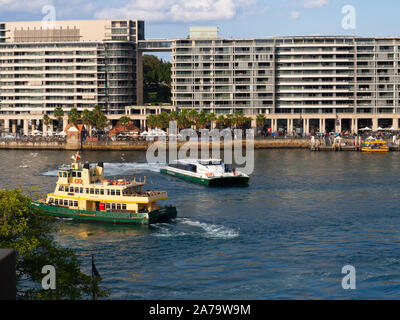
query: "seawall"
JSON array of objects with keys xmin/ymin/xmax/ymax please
[{"xmin": 0, "ymin": 139, "xmax": 311, "ymax": 151}]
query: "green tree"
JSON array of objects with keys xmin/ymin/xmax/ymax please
[
  {"xmin": 147, "ymin": 114, "xmax": 157, "ymax": 130},
  {"xmin": 82, "ymin": 109, "xmax": 95, "ymax": 137},
  {"xmin": 0, "ymin": 188, "xmax": 110, "ymax": 300},
  {"xmin": 143, "ymin": 55, "xmax": 172, "ymax": 104},
  {"xmin": 256, "ymin": 114, "xmax": 266, "ymax": 128},
  {"xmin": 119, "ymin": 116, "xmax": 131, "ymax": 130},
  {"xmin": 53, "ymin": 106, "xmax": 64, "ymax": 131},
  {"xmin": 216, "ymin": 115, "xmax": 226, "ymax": 129},
  {"xmin": 42, "ymin": 114, "xmax": 51, "ymax": 132},
  {"xmin": 68, "ymin": 108, "xmax": 81, "ymax": 124}
]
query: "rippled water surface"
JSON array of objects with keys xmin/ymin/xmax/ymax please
[{"xmin": 2, "ymin": 149, "xmax": 400, "ymax": 299}]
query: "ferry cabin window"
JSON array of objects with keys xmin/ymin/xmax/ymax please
[
  {"xmin": 49, "ymin": 198, "xmax": 53, "ymax": 203},
  {"xmin": 100, "ymin": 189, "xmax": 104, "ymax": 195},
  {"xmin": 117, "ymin": 203, "xmax": 121, "ymax": 210},
  {"xmin": 116, "ymin": 190, "xmax": 121, "ymax": 196},
  {"xmin": 95, "ymin": 189, "xmax": 100, "ymax": 195},
  {"xmin": 85, "ymin": 188, "xmax": 89, "ymax": 194},
  {"xmin": 59, "ymin": 186, "xmax": 64, "ymax": 191},
  {"xmin": 112, "ymin": 203, "xmax": 116, "ymax": 210},
  {"xmin": 72, "ymin": 172, "xmax": 76, "ymax": 178},
  {"xmin": 77, "ymin": 172, "xmax": 82, "ymax": 178},
  {"xmin": 58, "ymin": 172, "xmax": 62, "ymax": 177},
  {"xmin": 64, "ymin": 200, "xmax": 68, "ymax": 206},
  {"xmin": 90, "ymin": 188, "xmax": 94, "ymax": 194},
  {"xmin": 106, "ymin": 189, "xmax": 110, "ymax": 195},
  {"xmin": 74, "ymin": 201, "xmax": 78, "ymax": 207},
  {"xmin": 75, "ymin": 187, "xmax": 79, "ymax": 193},
  {"xmin": 54, "ymin": 199, "xmax": 58, "ymax": 205},
  {"xmin": 80, "ymin": 188, "xmax": 84, "ymax": 193},
  {"xmin": 106, "ymin": 203, "xmax": 110, "ymax": 209},
  {"xmin": 122, "ymin": 204, "xmax": 127, "ymax": 210},
  {"xmin": 69, "ymin": 201, "xmax": 73, "ymax": 207},
  {"xmin": 111, "ymin": 190, "xmax": 115, "ymax": 196},
  {"xmin": 63, "ymin": 172, "xmax": 67, "ymax": 178}
]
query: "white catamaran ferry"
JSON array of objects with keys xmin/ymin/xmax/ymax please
[{"xmin": 160, "ymin": 159, "xmax": 249, "ymax": 187}]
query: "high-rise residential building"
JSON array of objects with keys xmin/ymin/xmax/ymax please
[
  {"xmin": 0, "ymin": 19, "xmax": 144, "ymax": 116},
  {"xmin": 171, "ymin": 32, "xmax": 400, "ymax": 132}
]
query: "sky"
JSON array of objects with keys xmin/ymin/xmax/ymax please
[{"xmin": 0, "ymin": 0, "xmax": 399, "ymax": 60}]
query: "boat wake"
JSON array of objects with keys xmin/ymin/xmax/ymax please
[
  {"xmin": 40, "ymin": 162, "xmax": 165, "ymax": 177},
  {"xmin": 152, "ymin": 218, "xmax": 239, "ymax": 239}
]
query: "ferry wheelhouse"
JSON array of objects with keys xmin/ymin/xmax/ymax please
[
  {"xmin": 160, "ymin": 159, "xmax": 250, "ymax": 187},
  {"xmin": 33, "ymin": 154, "xmax": 177, "ymax": 225}
]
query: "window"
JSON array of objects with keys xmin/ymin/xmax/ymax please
[
  {"xmin": 69, "ymin": 201, "xmax": 73, "ymax": 206},
  {"xmin": 75, "ymin": 187, "xmax": 79, "ymax": 193},
  {"xmin": 70, "ymin": 187, "xmax": 74, "ymax": 193},
  {"xmin": 106, "ymin": 189, "xmax": 110, "ymax": 195},
  {"xmin": 106, "ymin": 203, "xmax": 110, "ymax": 209},
  {"xmin": 64, "ymin": 200, "xmax": 68, "ymax": 206},
  {"xmin": 63, "ymin": 172, "xmax": 67, "ymax": 177},
  {"xmin": 49, "ymin": 198, "xmax": 54, "ymax": 203},
  {"xmin": 117, "ymin": 203, "xmax": 121, "ymax": 210},
  {"xmin": 80, "ymin": 188, "xmax": 84, "ymax": 193},
  {"xmin": 58, "ymin": 186, "xmax": 64, "ymax": 191},
  {"xmin": 72, "ymin": 172, "xmax": 76, "ymax": 177},
  {"xmin": 112, "ymin": 203, "xmax": 116, "ymax": 210},
  {"xmin": 111, "ymin": 190, "xmax": 115, "ymax": 196},
  {"xmin": 100, "ymin": 189, "xmax": 104, "ymax": 195},
  {"xmin": 95, "ymin": 189, "xmax": 100, "ymax": 195},
  {"xmin": 77, "ymin": 172, "xmax": 82, "ymax": 178},
  {"xmin": 85, "ymin": 188, "xmax": 89, "ymax": 194},
  {"xmin": 74, "ymin": 201, "xmax": 78, "ymax": 207},
  {"xmin": 90, "ymin": 188, "xmax": 94, "ymax": 194},
  {"xmin": 116, "ymin": 190, "xmax": 121, "ymax": 196},
  {"xmin": 59, "ymin": 172, "xmax": 62, "ymax": 177},
  {"xmin": 122, "ymin": 204, "xmax": 127, "ymax": 210},
  {"xmin": 55, "ymin": 199, "xmax": 59, "ymax": 205}
]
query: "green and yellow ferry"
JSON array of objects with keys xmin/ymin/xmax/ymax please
[{"xmin": 33, "ymin": 153, "xmax": 177, "ymax": 225}]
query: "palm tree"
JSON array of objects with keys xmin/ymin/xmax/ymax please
[
  {"xmin": 147, "ymin": 114, "xmax": 157, "ymax": 130},
  {"xmin": 256, "ymin": 114, "xmax": 266, "ymax": 128},
  {"xmin": 68, "ymin": 107, "xmax": 81, "ymax": 124},
  {"xmin": 53, "ymin": 106, "xmax": 64, "ymax": 132},
  {"xmin": 224, "ymin": 114, "xmax": 234, "ymax": 129},
  {"xmin": 82, "ymin": 109, "xmax": 95, "ymax": 137},
  {"xmin": 207, "ymin": 112, "xmax": 216, "ymax": 129},
  {"xmin": 216, "ymin": 115, "xmax": 225, "ymax": 129},
  {"xmin": 42, "ymin": 114, "xmax": 51, "ymax": 134},
  {"xmin": 188, "ymin": 109, "xmax": 199, "ymax": 128}
]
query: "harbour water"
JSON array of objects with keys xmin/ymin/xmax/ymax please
[{"xmin": 2, "ymin": 149, "xmax": 400, "ymax": 299}]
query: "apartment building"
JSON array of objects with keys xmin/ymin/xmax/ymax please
[
  {"xmin": 172, "ymin": 32, "xmax": 400, "ymax": 133},
  {"xmin": 0, "ymin": 19, "xmax": 144, "ymax": 118}
]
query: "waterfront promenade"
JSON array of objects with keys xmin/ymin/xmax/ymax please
[{"xmin": 0, "ymin": 137, "xmax": 311, "ymax": 151}]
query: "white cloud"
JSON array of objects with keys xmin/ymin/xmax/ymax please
[
  {"xmin": 290, "ymin": 11, "xmax": 300, "ymax": 19},
  {"xmin": 94, "ymin": 0, "xmax": 252, "ymax": 22},
  {"xmin": 303, "ymin": 0, "xmax": 329, "ymax": 9}
]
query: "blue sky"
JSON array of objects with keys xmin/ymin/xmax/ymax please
[{"xmin": 0, "ymin": 0, "xmax": 399, "ymax": 60}]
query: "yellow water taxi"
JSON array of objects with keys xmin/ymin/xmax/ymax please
[{"xmin": 361, "ymin": 140, "xmax": 389, "ymax": 152}]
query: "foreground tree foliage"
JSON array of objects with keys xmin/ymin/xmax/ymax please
[{"xmin": 0, "ymin": 188, "xmax": 110, "ymax": 300}]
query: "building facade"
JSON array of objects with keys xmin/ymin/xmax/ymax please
[
  {"xmin": 171, "ymin": 34, "xmax": 400, "ymax": 133},
  {"xmin": 0, "ymin": 19, "xmax": 143, "ymax": 119}
]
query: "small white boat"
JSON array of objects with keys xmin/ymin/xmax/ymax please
[{"xmin": 161, "ymin": 159, "xmax": 249, "ymax": 187}]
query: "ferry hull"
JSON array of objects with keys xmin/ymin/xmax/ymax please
[
  {"xmin": 33, "ymin": 201, "xmax": 177, "ymax": 225},
  {"xmin": 161, "ymin": 169, "xmax": 249, "ymax": 187}
]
